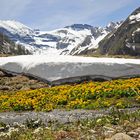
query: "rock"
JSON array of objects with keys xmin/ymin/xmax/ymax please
[
  {"xmin": 0, "ymin": 86, "xmax": 11, "ymax": 90},
  {"xmin": 33, "ymin": 127, "xmax": 43, "ymax": 134},
  {"xmin": 103, "ymin": 126, "xmax": 115, "ymax": 137},
  {"xmin": 104, "ymin": 130, "xmax": 115, "ymax": 138},
  {"xmin": 81, "ymin": 135, "xmax": 97, "ymax": 140},
  {"xmin": 115, "ymin": 126, "xmax": 124, "ymax": 132},
  {"xmin": 103, "ymin": 126, "xmax": 115, "ymax": 131},
  {"xmin": 13, "ymin": 122, "xmax": 20, "ymax": 127},
  {"xmin": 88, "ymin": 129, "xmax": 97, "ymax": 134},
  {"xmin": 110, "ymin": 133, "xmax": 135, "ymax": 140},
  {"xmin": 137, "ymin": 123, "xmax": 140, "ymax": 127},
  {"xmin": 0, "ymin": 127, "xmax": 5, "ymax": 132},
  {"xmin": 123, "ymin": 120, "xmax": 130, "ymax": 126},
  {"xmin": 127, "ymin": 131, "xmax": 139, "ymax": 138},
  {"xmin": 0, "ymin": 71, "xmax": 5, "ymax": 77},
  {"xmin": 89, "ymin": 135, "xmax": 97, "ymax": 140},
  {"xmin": 135, "ymin": 127, "xmax": 140, "ymax": 133}
]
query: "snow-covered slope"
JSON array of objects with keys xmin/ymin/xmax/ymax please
[
  {"xmin": 0, "ymin": 20, "xmax": 33, "ymax": 36},
  {"xmin": 0, "ymin": 20, "xmax": 36, "ymax": 52},
  {"xmin": 0, "ymin": 21, "xmax": 121, "ymax": 55},
  {"xmin": 0, "ymin": 55, "xmax": 139, "ymax": 84}
]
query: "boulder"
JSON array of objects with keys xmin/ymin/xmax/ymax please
[{"xmin": 110, "ymin": 133, "xmax": 135, "ymax": 140}]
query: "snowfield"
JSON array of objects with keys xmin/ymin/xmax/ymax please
[{"xmin": 0, "ymin": 55, "xmax": 140, "ymax": 84}]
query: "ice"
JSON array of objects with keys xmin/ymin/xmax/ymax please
[{"xmin": 0, "ymin": 55, "xmax": 140, "ymax": 83}]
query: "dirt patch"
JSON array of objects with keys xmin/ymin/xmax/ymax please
[{"xmin": 0, "ymin": 70, "xmax": 48, "ymax": 92}]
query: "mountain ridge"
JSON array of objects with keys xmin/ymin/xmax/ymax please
[
  {"xmin": 0, "ymin": 32, "xmax": 30, "ymax": 55},
  {"xmin": 81, "ymin": 7, "xmax": 140, "ymax": 56},
  {"xmin": 0, "ymin": 20, "xmax": 121, "ymax": 55},
  {"xmin": 1, "ymin": 7, "xmax": 139, "ymax": 57}
]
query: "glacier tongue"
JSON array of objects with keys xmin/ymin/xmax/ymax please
[{"xmin": 0, "ymin": 55, "xmax": 140, "ymax": 84}]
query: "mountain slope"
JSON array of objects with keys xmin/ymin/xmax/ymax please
[
  {"xmin": 0, "ymin": 32, "xmax": 30, "ymax": 55},
  {"xmin": 0, "ymin": 21, "xmax": 121, "ymax": 55},
  {"xmin": 95, "ymin": 7, "xmax": 140, "ymax": 56}
]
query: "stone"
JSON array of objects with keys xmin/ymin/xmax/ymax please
[
  {"xmin": 103, "ymin": 126, "xmax": 115, "ymax": 137},
  {"xmin": 0, "ymin": 71, "xmax": 5, "ymax": 77},
  {"xmin": 88, "ymin": 129, "xmax": 97, "ymax": 134},
  {"xmin": 110, "ymin": 133, "xmax": 135, "ymax": 140},
  {"xmin": 0, "ymin": 86, "xmax": 11, "ymax": 90},
  {"xmin": 103, "ymin": 126, "xmax": 115, "ymax": 131},
  {"xmin": 135, "ymin": 127, "xmax": 140, "ymax": 133},
  {"xmin": 127, "ymin": 131, "xmax": 139, "ymax": 138},
  {"xmin": 123, "ymin": 120, "xmax": 130, "ymax": 126},
  {"xmin": 89, "ymin": 135, "xmax": 97, "ymax": 140},
  {"xmin": 104, "ymin": 130, "xmax": 115, "ymax": 138},
  {"xmin": 81, "ymin": 135, "xmax": 97, "ymax": 140},
  {"xmin": 0, "ymin": 127, "xmax": 5, "ymax": 132}
]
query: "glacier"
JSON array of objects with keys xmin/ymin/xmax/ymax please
[
  {"xmin": 0, "ymin": 20, "xmax": 122, "ymax": 55},
  {"xmin": 0, "ymin": 55, "xmax": 140, "ymax": 85}
]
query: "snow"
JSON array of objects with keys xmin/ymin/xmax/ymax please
[
  {"xmin": 49, "ymin": 27, "xmax": 108, "ymax": 55},
  {"xmin": 0, "ymin": 20, "xmax": 33, "ymax": 37},
  {"xmin": 0, "ymin": 20, "xmax": 121, "ymax": 56},
  {"xmin": 46, "ymin": 28, "xmax": 95, "ymax": 55},
  {"xmin": 34, "ymin": 48, "xmax": 62, "ymax": 56},
  {"xmin": 131, "ymin": 28, "xmax": 140, "ymax": 39},
  {"xmin": 34, "ymin": 37, "xmax": 57, "ymax": 47},
  {"xmin": 134, "ymin": 28, "xmax": 140, "ymax": 32},
  {"xmin": 88, "ymin": 33, "xmax": 107, "ymax": 50},
  {"xmin": 0, "ymin": 55, "xmax": 140, "ymax": 82},
  {"xmin": 129, "ymin": 13, "xmax": 140, "ymax": 24}
]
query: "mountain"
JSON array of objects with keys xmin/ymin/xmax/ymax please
[
  {"xmin": 0, "ymin": 20, "xmax": 36, "ymax": 53},
  {"xmin": 0, "ymin": 20, "xmax": 121, "ymax": 55},
  {"xmin": 0, "ymin": 32, "xmax": 30, "ymax": 55},
  {"xmin": 83, "ymin": 7, "xmax": 140, "ymax": 56}
]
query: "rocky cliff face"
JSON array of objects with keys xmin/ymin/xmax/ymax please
[
  {"xmin": 0, "ymin": 33, "xmax": 30, "ymax": 55},
  {"xmin": 96, "ymin": 7, "xmax": 140, "ymax": 56}
]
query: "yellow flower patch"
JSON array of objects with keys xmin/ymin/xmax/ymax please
[{"xmin": 0, "ymin": 78, "xmax": 140, "ymax": 112}]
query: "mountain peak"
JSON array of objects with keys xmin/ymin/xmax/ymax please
[
  {"xmin": 65, "ymin": 24, "xmax": 93, "ymax": 30},
  {"xmin": 0, "ymin": 20, "xmax": 31, "ymax": 30},
  {"xmin": 0, "ymin": 20, "xmax": 34, "ymax": 38},
  {"xmin": 106, "ymin": 21, "xmax": 123, "ymax": 31},
  {"xmin": 0, "ymin": 20, "xmax": 123, "ymax": 56}
]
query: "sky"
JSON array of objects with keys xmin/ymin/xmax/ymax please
[{"xmin": 0, "ymin": 0, "xmax": 140, "ymax": 30}]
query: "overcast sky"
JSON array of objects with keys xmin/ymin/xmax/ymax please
[{"xmin": 0, "ymin": 0, "xmax": 140, "ymax": 30}]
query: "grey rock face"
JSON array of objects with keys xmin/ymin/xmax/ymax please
[{"xmin": 96, "ymin": 7, "xmax": 140, "ymax": 56}]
